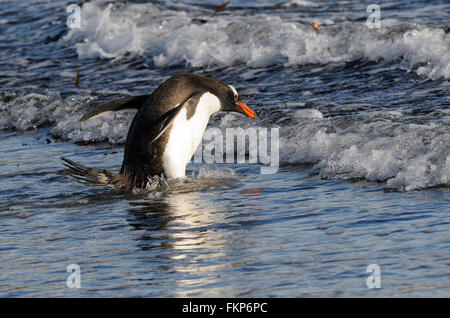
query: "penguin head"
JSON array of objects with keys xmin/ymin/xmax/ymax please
[
  {"xmin": 218, "ymin": 84, "xmax": 256, "ymax": 119},
  {"xmin": 174, "ymin": 73, "xmax": 256, "ymax": 119}
]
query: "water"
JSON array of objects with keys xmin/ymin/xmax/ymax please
[{"xmin": 0, "ymin": 0, "xmax": 449, "ymax": 297}]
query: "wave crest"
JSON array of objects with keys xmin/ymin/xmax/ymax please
[{"xmin": 64, "ymin": 2, "xmax": 450, "ymax": 79}]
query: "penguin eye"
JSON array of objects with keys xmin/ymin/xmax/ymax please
[{"xmin": 234, "ymin": 94, "xmax": 238, "ymax": 101}]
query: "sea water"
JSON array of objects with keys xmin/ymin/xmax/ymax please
[{"xmin": 0, "ymin": 0, "xmax": 449, "ymax": 297}]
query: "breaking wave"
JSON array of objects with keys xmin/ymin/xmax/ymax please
[{"xmin": 64, "ymin": 1, "xmax": 450, "ymax": 79}]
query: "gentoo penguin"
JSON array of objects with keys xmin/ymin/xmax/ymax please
[{"xmin": 62, "ymin": 73, "xmax": 256, "ymax": 191}]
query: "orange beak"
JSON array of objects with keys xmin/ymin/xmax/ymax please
[{"xmin": 236, "ymin": 102, "xmax": 256, "ymax": 119}]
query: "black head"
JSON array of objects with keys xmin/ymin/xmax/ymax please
[
  {"xmin": 163, "ymin": 73, "xmax": 256, "ymax": 119},
  {"xmin": 218, "ymin": 84, "xmax": 256, "ymax": 119}
]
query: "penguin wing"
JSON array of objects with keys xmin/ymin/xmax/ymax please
[
  {"xmin": 80, "ymin": 95, "xmax": 150, "ymax": 121},
  {"xmin": 150, "ymin": 92, "xmax": 202, "ymax": 144}
]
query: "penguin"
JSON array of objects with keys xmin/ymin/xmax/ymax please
[{"xmin": 62, "ymin": 73, "xmax": 256, "ymax": 191}]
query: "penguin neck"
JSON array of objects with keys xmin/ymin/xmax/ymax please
[{"xmin": 198, "ymin": 91, "xmax": 221, "ymax": 117}]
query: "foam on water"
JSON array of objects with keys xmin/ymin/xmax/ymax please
[
  {"xmin": 192, "ymin": 111, "xmax": 450, "ymax": 191},
  {"xmin": 0, "ymin": 92, "xmax": 136, "ymax": 143},
  {"xmin": 281, "ymin": 0, "xmax": 319, "ymax": 8},
  {"xmin": 279, "ymin": 112, "xmax": 450, "ymax": 191},
  {"xmin": 196, "ymin": 164, "xmax": 238, "ymax": 180},
  {"xmin": 52, "ymin": 110, "xmax": 135, "ymax": 144},
  {"xmin": 139, "ymin": 166, "xmax": 239, "ymax": 194},
  {"xmin": 64, "ymin": 1, "xmax": 450, "ymax": 79}
]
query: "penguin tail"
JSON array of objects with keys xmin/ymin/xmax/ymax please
[{"xmin": 61, "ymin": 157, "xmax": 124, "ymax": 190}]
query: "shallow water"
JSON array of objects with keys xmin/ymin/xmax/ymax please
[{"xmin": 0, "ymin": 0, "xmax": 449, "ymax": 297}]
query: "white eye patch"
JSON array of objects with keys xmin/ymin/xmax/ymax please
[{"xmin": 228, "ymin": 84, "xmax": 238, "ymax": 99}]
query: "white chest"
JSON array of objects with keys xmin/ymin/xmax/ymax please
[{"xmin": 162, "ymin": 92, "xmax": 220, "ymax": 178}]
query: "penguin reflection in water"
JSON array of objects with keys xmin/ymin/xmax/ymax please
[{"xmin": 62, "ymin": 73, "xmax": 256, "ymax": 191}]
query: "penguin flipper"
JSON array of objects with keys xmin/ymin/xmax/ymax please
[
  {"xmin": 150, "ymin": 92, "xmax": 201, "ymax": 144},
  {"xmin": 80, "ymin": 95, "xmax": 150, "ymax": 121}
]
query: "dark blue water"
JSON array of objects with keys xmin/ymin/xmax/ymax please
[{"xmin": 0, "ymin": 0, "xmax": 449, "ymax": 297}]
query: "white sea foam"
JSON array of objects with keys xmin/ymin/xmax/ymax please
[
  {"xmin": 63, "ymin": 1, "xmax": 450, "ymax": 79},
  {"xmin": 281, "ymin": 0, "xmax": 319, "ymax": 8},
  {"xmin": 0, "ymin": 92, "xmax": 70, "ymax": 131},
  {"xmin": 205, "ymin": 111, "xmax": 450, "ymax": 191},
  {"xmin": 52, "ymin": 110, "xmax": 135, "ymax": 144},
  {"xmin": 294, "ymin": 109, "xmax": 323, "ymax": 119},
  {"xmin": 197, "ymin": 164, "xmax": 238, "ymax": 179},
  {"xmin": 0, "ymin": 92, "xmax": 136, "ymax": 143},
  {"xmin": 280, "ymin": 116, "xmax": 450, "ymax": 191}
]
